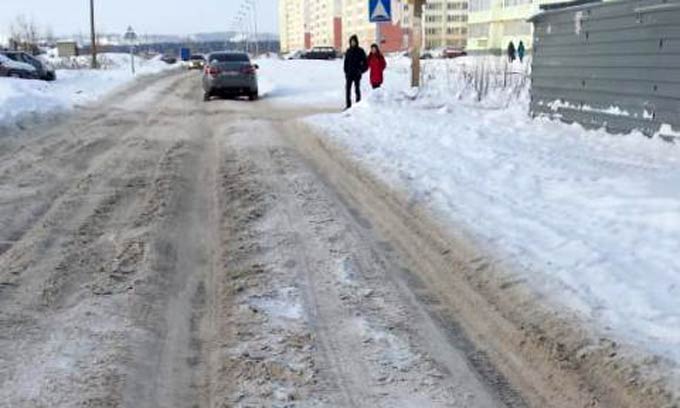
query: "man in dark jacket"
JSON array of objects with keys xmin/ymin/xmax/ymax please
[
  {"xmin": 507, "ymin": 41, "xmax": 516, "ymax": 63},
  {"xmin": 344, "ymin": 34, "xmax": 367, "ymax": 109}
]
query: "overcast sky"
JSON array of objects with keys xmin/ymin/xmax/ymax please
[{"xmin": 1, "ymin": 0, "xmax": 279, "ymax": 37}]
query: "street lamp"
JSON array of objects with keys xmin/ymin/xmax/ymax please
[
  {"xmin": 247, "ymin": 0, "xmax": 259, "ymax": 56},
  {"xmin": 123, "ymin": 26, "xmax": 138, "ymax": 75}
]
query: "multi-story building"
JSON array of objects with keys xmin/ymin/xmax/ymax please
[
  {"xmin": 466, "ymin": 0, "xmax": 562, "ymax": 53},
  {"xmin": 341, "ymin": 0, "xmax": 407, "ymax": 52},
  {"xmin": 279, "ymin": 0, "xmax": 311, "ymax": 53},
  {"xmin": 308, "ymin": 0, "xmax": 343, "ymax": 49},
  {"xmin": 280, "ymin": 0, "xmax": 408, "ymax": 53},
  {"xmin": 422, "ymin": 0, "xmax": 469, "ymax": 49}
]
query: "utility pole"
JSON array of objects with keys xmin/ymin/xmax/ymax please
[
  {"xmin": 89, "ymin": 0, "xmax": 98, "ymax": 69},
  {"xmin": 410, "ymin": 0, "xmax": 426, "ymax": 87}
]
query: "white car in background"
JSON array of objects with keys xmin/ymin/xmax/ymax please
[{"xmin": 0, "ymin": 54, "xmax": 38, "ymax": 79}]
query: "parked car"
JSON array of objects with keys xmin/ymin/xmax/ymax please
[
  {"xmin": 285, "ymin": 49, "xmax": 307, "ymax": 60},
  {"xmin": 0, "ymin": 54, "xmax": 38, "ymax": 79},
  {"xmin": 0, "ymin": 51, "xmax": 55, "ymax": 81},
  {"xmin": 442, "ymin": 47, "xmax": 467, "ymax": 59},
  {"xmin": 402, "ymin": 50, "xmax": 435, "ymax": 60},
  {"xmin": 304, "ymin": 46, "xmax": 338, "ymax": 60},
  {"xmin": 161, "ymin": 55, "xmax": 178, "ymax": 64},
  {"xmin": 188, "ymin": 54, "xmax": 206, "ymax": 70},
  {"xmin": 202, "ymin": 51, "xmax": 259, "ymax": 101}
]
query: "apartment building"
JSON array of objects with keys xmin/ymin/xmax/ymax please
[
  {"xmin": 279, "ymin": 0, "xmax": 310, "ymax": 52},
  {"xmin": 308, "ymin": 0, "xmax": 343, "ymax": 49},
  {"xmin": 280, "ymin": 0, "xmax": 407, "ymax": 53},
  {"xmin": 341, "ymin": 0, "xmax": 407, "ymax": 52},
  {"xmin": 422, "ymin": 0, "xmax": 469, "ymax": 49},
  {"xmin": 467, "ymin": 0, "xmax": 563, "ymax": 53}
]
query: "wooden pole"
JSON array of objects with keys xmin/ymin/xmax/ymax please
[
  {"xmin": 411, "ymin": 0, "xmax": 425, "ymax": 88},
  {"xmin": 90, "ymin": 0, "xmax": 97, "ymax": 69}
]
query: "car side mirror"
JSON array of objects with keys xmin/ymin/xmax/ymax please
[{"xmin": 253, "ymin": 64, "xmax": 259, "ymax": 70}]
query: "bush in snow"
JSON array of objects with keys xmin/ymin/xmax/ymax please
[{"xmin": 418, "ymin": 56, "xmax": 531, "ymax": 108}]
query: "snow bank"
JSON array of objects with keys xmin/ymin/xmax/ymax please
[
  {"xmin": 0, "ymin": 53, "xmax": 175, "ymax": 128},
  {"xmin": 257, "ymin": 56, "xmax": 680, "ymax": 364}
]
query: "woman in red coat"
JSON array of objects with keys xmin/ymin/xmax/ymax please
[{"xmin": 366, "ymin": 43, "xmax": 387, "ymax": 89}]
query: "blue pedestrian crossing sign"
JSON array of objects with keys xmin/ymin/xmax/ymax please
[{"xmin": 369, "ymin": 0, "xmax": 392, "ymax": 22}]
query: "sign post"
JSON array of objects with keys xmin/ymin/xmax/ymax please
[
  {"xmin": 123, "ymin": 26, "xmax": 138, "ymax": 75},
  {"xmin": 369, "ymin": 0, "xmax": 392, "ymax": 23}
]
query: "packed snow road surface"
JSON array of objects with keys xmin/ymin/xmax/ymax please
[{"xmin": 0, "ymin": 71, "xmax": 530, "ymax": 407}]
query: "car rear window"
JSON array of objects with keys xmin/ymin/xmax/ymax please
[
  {"xmin": 190, "ymin": 55, "xmax": 204, "ymax": 60},
  {"xmin": 209, "ymin": 53, "xmax": 249, "ymax": 63}
]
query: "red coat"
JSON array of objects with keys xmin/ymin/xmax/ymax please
[{"xmin": 366, "ymin": 53, "xmax": 387, "ymax": 86}]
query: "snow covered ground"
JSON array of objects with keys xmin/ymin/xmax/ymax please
[
  {"xmin": 257, "ymin": 57, "xmax": 680, "ymax": 364},
  {"xmin": 0, "ymin": 53, "xmax": 176, "ymax": 128}
]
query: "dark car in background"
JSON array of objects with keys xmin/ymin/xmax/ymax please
[
  {"xmin": 304, "ymin": 46, "xmax": 338, "ymax": 60},
  {"xmin": 202, "ymin": 51, "xmax": 259, "ymax": 101},
  {"xmin": 0, "ymin": 54, "xmax": 38, "ymax": 79},
  {"xmin": 161, "ymin": 55, "xmax": 178, "ymax": 64},
  {"xmin": 0, "ymin": 51, "xmax": 55, "ymax": 81}
]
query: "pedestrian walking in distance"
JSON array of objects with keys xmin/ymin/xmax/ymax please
[
  {"xmin": 517, "ymin": 41, "xmax": 526, "ymax": 63},
  {"xmin": 344, "ymin": 34, "xmax": 367, "ymax": 109},
  {"xmin": 367, "ymin": 43, "xmax": 387, "ymax": 89},
  {"xmin": 507, "ymin": 41, "xmax": 517, "ymax": 63}
]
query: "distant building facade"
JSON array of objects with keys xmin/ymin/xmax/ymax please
[
  {"xmin": 279, "ymin": 0, "xmax": 311, "ymax": 52},
  {"xmin": 467, "ymin": 0, "xmax": 563, "ymax": 53},
  {"xmin": 341, "ymin": 0, "xmax": 407, "ymax": 52},
  {"xmin": 56, "ymin": 41, "xmax": 79, "ymax": 57},
  {"xmin": 309, "ymin": 0, "xmax": 343, "ymax": 49},
  {"xmin": 423, "ymin": 0, "xmax": 469, "ymax": 49},
  {"xmin": 279, "ymin": 0, "xmax": 409, "ymax": 53}
]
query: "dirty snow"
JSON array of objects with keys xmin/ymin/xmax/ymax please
[{"xmin": 256, "ymin": 57, "xmax": 680, "ymax": 364}]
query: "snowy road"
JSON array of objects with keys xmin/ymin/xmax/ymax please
[
  {"xmin": 0, "ymin": 70, "xmax": 528, "ymax": 407},
  {"xmin": 0, "ymin": 65, "xmax": 676, "ymax": 408}
]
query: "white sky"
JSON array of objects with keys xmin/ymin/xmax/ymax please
[{"xmin": 1, "ymin": 0, "xmax": 279, "ymax": 37}]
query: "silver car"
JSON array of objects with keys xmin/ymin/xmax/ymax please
[{"xmin": 202, "ymin": 52, "xmax": 259, "ymax": 101}]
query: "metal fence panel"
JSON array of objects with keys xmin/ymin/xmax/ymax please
[{"xmin": 530, "ymin": 0, "xmax": 680, "ymax": 138}]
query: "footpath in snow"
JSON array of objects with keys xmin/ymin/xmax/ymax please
[
  {"xmin": 0, "ymin": 53, "xmax": 175, "ymax": 128},
  {"xmin": 258, "ymin": 57, "xmax": 680, "ymax": 369}
]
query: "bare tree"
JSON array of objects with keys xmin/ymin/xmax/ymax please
[{"xmin": 9, "ymin": 14, "xmax": 40, "ymax": 53}]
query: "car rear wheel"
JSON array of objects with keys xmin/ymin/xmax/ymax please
[
  {"xmin": 203, "ymin": 91, "xmax": 212, "ymax": 102},
  {"xmin": 248, "ymin": 91, "xmax": 258, "ymax": 101}
]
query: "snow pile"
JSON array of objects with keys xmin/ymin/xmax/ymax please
[
  {"xmin": 0, "ymin": 53, "xmax": 175, "ymax": 128},
  {"xmin": 253, "ymin": 56, "xmax": 680, "ymax": 364}
]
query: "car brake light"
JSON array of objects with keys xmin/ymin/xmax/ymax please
[
  {"xmin": 207, "ymin": 66, "xmax": 220, "ymax": 76},
  {"xmin": 241, "ymin": 65, "xmax": 256, "ymax": 75}
]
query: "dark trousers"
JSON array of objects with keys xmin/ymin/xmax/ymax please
[{"xmin": 345, "ymin": 76, "xmax": 361, "ymax": 108}]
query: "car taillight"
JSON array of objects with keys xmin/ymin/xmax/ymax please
[
  {"xmin": 206, "ymin": 66, "xmax": 220, "ymax": 76},
  {"xmin": 241, "ymin": 65, "xmax": 256, "ymax": 75}
]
